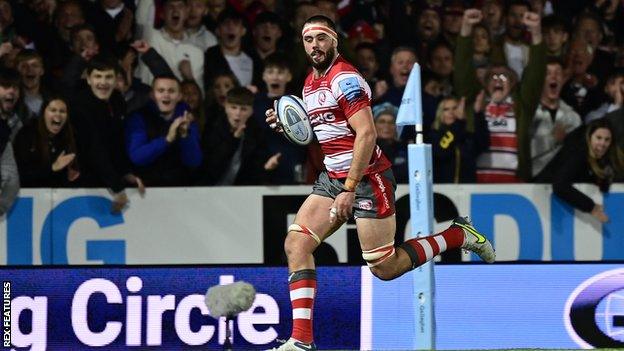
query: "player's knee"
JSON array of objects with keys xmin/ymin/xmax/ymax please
[
  {"xmin": 284, "ymin": 224, "xmax": 320, "ymax": 258},
  {"xmin": 362, "ymin": 241, "xmax": 397, "ymax": 281},
  {"xmin": 283, "ymin": 234, "xmax": 307, "ymax": 258},
  {"xmin": 369, "ymin": 263, "xmax": 398, "ymax": 281}
]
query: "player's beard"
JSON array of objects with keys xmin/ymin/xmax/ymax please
[{"xmin": 308, "ymin": 46, "xmax": 336, "ymax": 72}]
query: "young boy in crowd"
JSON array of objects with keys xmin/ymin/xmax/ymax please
[
  {"xmin": 70, "ymin": 56, "xmax": 144, "ymax": 212},
  {"xmin": 253, "ymin": 54, "xmax": 306, "ymax": 184},
  {"xmin": 199, "ymin": 87, "xmax": 279, "ymax": 185}
]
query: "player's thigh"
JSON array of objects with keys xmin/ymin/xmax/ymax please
[
  {"xmin": 293, "ymin": 194, "xmax": 345, "ymax": 242},
  {"xmin": 355, "ymin": 215, "xmax": 396, "ymax": 251}
]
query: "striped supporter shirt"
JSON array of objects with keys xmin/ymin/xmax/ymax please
[
  {"xmin": 476, "ymin": 97, "xmax": 521, "ymax": 183},
  {"xmin": 302, "ymin": 55, "xmax": 391, "ymax": 178}
]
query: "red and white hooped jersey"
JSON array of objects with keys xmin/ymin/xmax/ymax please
[{"xmin": 302, "ymin": 55, "xmax": 391, "ymax": 178}]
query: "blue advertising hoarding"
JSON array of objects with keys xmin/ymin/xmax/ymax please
[
  {"xmin": 3, "ymin": 267, "xmax": 360, "ymax": 350},
  {"xmin": 3, "ymin": 263, "xmax": 624, "ymax": 350}
]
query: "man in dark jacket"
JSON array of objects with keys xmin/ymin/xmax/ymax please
[
  {"xmin": 125, "ymin": 75, "xmax": 202, "ymax": 186},
  {"xmin": 199, "ymin": 87, "xmax": 278, "ymax": 185},
  {"xmin": 70, "ymin": 56, "xmax": 143, "ymax": 212}
]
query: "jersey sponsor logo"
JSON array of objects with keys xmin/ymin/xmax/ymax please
[
  {"xmin": 358, "ymin": 200, "xmax": 373, "ymax": 211},
  {"xmin": 310, "ymin": 112, "xmax": 337, "ymax": 124},
  {"xmin": 338, "ymin": 77, "xmax": 362, "ymax": 102}
]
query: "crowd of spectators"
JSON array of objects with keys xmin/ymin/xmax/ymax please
[{"xmin": 0, "ymin": 0, "xmax": 623, "ymax": 215}]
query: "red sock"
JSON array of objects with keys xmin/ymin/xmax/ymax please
[
  {"xmin": 289, "ymin": 269, "xmax": 316, "ymax": 344},
  {"xmin": 401, "ymin": 227, "xmax": 464, "ymax": 268}
]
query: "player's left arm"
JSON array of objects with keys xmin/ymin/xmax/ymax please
[{"xmin": 345, "ymin": 106, "xmax": 376, "ymax": 188}]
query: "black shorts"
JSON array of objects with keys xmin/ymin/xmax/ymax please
[{"xmin": 311, "ymin": 168, "xmax": 397, "ymax": 219}]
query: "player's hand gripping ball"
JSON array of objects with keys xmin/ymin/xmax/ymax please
[{"xmin": 275, "ymin": 95, "xmax": 314, "ymax": 145}]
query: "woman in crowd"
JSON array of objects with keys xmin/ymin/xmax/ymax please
[
  {"xmin": 549, "ymin": 118, "xmax": 624, "ymax": 223},
  {"xmin": 13, "ymin": 97, "xmax": 80, "ymax": 187},
  {"xmin": 429, "ymin": 95, "xmax": 489, "ymax": 183}
]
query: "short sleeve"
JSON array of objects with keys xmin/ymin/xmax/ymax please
[{"xmin": 331, "ymin": 72, "xmax": 371, "ymax": 119}]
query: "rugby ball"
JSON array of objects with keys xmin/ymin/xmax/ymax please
[{"xmin": 276, "ymin": 95, "xmax": 314, "ymax": 146}]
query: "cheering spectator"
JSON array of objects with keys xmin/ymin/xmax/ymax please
[
  {"xmin": 376, "ymin": 46, "xmax": 417, "ymax": 107},
  {"xmin": 0, "ymin": 70, "xmax": 34, "ymax": 141},
  {"xmin": 561, "ymin": 38, "xmax": 603, "ymax": 117},
  {"xmin": 136, "ymin": 0, "xmax": 205, "ymax": 92},
  {"xmin": 16, "ymin": 50, "xmax": 49, "ymax": 116},
  {"xmin": 430, "ymin": 95, "xmax": 489, "ymax": 183},
  {"xmin": 125, "ymin": 75, "xmax": 202, "ymax": 186},
  {"xmin": 198, "ymin": 87, "xmax": 276, "ymax": 185},
  {"xmin": 253, "ymin": 55, "xmax": 306, "ymax": 184},
  {"xmin": 252, "ymin": 11, "xmax": 284, "ymax": 60},
  {"xmin": 574, "ymin": 12, "xmax": 613, "ymax": 83},
  {"xmin": 548, "ymin": 119, "xmax": 624, "ymax": 223},
  {"xmin": 186, "ymin": 0, "xmax": 218, "ymax": 52},
  {"xmin": 455, "ymin": 8, "xmax": 546, "ymax": 182},
  {"xmin": 416, "ymin": 4, "xmax": 442, "ymax": 42},
  {"xmin": 204, "ymin": 10, "xmax": 261, "ymax": 89},
  {"xmin": 70, "ymin": 56, "xmax": 144, "ymax": 213},
  {"xmin": 414, "ymin": 4, "xmax": 442, "ymax": 59},
  {"xmin": 118, "ymin": 40, "xmax": 177, "ymax": 114},
  {"xmin": 13, "ymin": 97, "xmax": 80, "ymax": 187},
  {"xmin": 372, "ymin": 103, "xmax": 408, "ymax": 183},
  {"xmin": 531, "ymin": 58, "xmax": 581, "ymax": 179}
]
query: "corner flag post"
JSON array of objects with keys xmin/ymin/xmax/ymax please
[{"xmin": 396, "ymin": 63, "xmax": 435, "ymax": 350}]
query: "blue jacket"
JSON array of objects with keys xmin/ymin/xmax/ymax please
[{"xmin": 125, "ymin": 100, "xmax": 202, "ymax": 186}]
